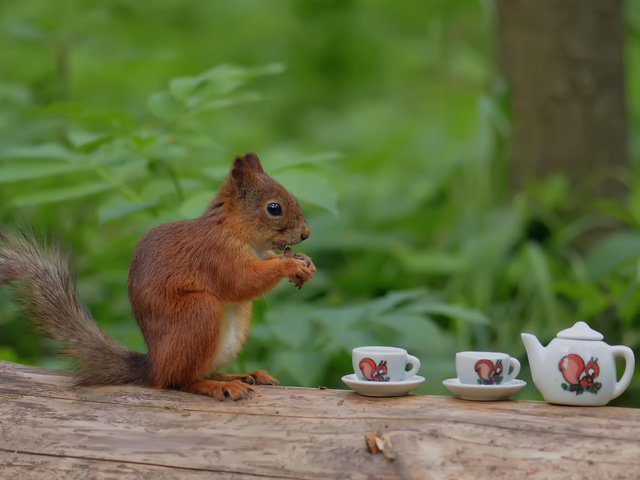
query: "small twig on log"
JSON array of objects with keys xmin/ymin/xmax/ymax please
[{"xmin": 364, "ymin": 432, "xmax": 395, "ymax": 460}]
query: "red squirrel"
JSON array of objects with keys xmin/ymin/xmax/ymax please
[{"xmin": 0, "ymin": 152, "xmax": 316, "ymax": 401}]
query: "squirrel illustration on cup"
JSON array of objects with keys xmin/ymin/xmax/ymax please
[
  {"xmin": 359, "ymin": 358, "xmax": 390, "ymax": 382},
  {"xmin": 474, "ymin": 359, "xmax": 504, "ymax": 385}
]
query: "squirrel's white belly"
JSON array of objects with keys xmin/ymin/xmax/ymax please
[{"xmin": 207, "ymin": 302, "xmax": 251, "ymax": 373}]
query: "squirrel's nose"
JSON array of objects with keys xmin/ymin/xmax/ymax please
[{"xmin": 301, "ymin": 227, "xmax": 311, "ymax": 241}]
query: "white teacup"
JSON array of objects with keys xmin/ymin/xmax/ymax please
[
  {"xmin": 456, "ymin": 351, "xmax": 521, "ymax": 385},
  {"xmin": 352, "ymin": 346, "xmax": 420, "ymax": 382}
]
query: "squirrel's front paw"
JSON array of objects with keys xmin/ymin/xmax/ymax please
[
  {"xmin": 293, "ymin": 252, "xmax": 316, "ymax": 272},
  {"xmin": 282, "ymin": 258, "xmax": 314, "ymax": 289},
  {"xmin": 282, "ymin": 249, "xmax": 316, "ymax": 288}
]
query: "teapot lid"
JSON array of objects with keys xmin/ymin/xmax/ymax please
[{"xmin": 556, "ymin": 321, "xmax": 603, "ymax": 340}]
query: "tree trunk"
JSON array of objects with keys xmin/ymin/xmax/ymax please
[{"xmin": 496, "ymin": 0, "xmax": 628, "ymax": 198}]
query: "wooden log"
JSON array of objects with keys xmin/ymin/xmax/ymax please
[
  {"xmin": 0, "ymin": 361, "xmax": 638, "ymax": 479},
  {"xmin": 0, "ymin": 451, "xmax": 220, "ymax": 480}
]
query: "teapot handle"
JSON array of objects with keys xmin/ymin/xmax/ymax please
[{"xmin": 611, "ymin": 346, "xmax": 635, "ymax": 400}]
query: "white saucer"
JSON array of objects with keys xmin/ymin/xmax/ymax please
[
  {"xmin": 442, "ymin": 378, "xmax": 526, "ymax": 401},
  {"xmin": 341, "ymin": 374, "xmax": 425, "ymax": 397}
]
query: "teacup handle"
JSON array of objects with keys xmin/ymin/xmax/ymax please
[
  {"xmin": 611, "ymin": 346, "xmax": 635, "ymax": 400},
  {"xmin": 404, "ymin": 355, "xmax": 421, "ymax": 379},
  {"xmin": 504, "ymin": 357, "xmax": 521, "ymax": 383}
]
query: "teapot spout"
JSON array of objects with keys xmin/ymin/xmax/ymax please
[{"xmin": 521, "ymin": 333, "xmax": 545, "ymax": 382}]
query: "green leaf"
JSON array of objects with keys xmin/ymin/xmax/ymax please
[
  {"xmin": 404, "ymin": 301, "xmax": 491, "ymax": 325},
  {"xmin": 169, "ymin": 76, "xmax": 202, "ymax": 100},
  {"xmin": 188, "ymin": 92, "xmax": 262, "ymax": 113},
  {"xmin": 395, "ymin": 249, "xmax": 466, "ymax": 274},
  {"xmin": 196, "ymin": 63, "xmax": 284, "ymax": 94},
  {"xmin": 147, "ymin": 92, "xmax": 180, "ymax": 121},
  {"xmin": 367, "ymin": 289, "xmax": 426, "ymax": 316},
  {"xmin": 264, "ymin": 151, "xmax": 343, "ymax": 172},
  {"xmin": 130, "ymin": 134, "xmax": 158, "ymax": 151},
  {"xmin": 586, "ymin": 231, "xmax": 640, "ymax": 281},
  {"xmin": 0, "ymin": 162, "xmax": 93, "ymax": 183},
  {"xmin": 194, "ymin": 65, "xmax": 248, "ymax": 95},
  {"xmin": 12, "ymin": 182, "xmax": 112, "ymax": 207},
  {"xmin": 177, "ymin": 191, "xmax": 212, "ymax": 218},
  {"xmin": 42, "ymin": 103, "xmax": 135, "ymax": 129},
  {"xmin": 68, "ymin": 130, "xmax": 114, "ymax": 152},
  {"xmin": 141, "ymin": 179, "xmax": 179, "ymax": 198},
  {"xmin": 247, "ymin": 63, "xmax": 286, "ymax": 76},
  {"xmin": 201, "ymin": 166, "xmax": 228, "ymax": 181},
  {"xmin": 524, "ymin": 242, "xmax": 558, "ymax": 320},
  {"xmin": 0, "ymin": 143, "xmax": 80, "ymax": 162},
  {"xmin": 0, "ymin": 82, "xmax": 31, "ymax": 105},
  {"xmin": 0, "ymin": 347, "xmax": 18, "ymax": 362},
  {"xmin": 264, "ymin": 305, "xmax": 313, "ymax": 349},
  {"xmin": 312, "ymin": 304, "xmax": 372, "ymax": 330},
  {"xmin": 376, "ymin": 313, "xmax": 455, "ymax": 355},
  {"xmin": 174, "ymin": 130, "xmax": 219, "ymax": 150},
  {"xmin": 98, "ymin": 196, "xmax": 158, "ymax": 223},
  {"xmin": 327, "ymin": 328, "xmax": 379, "ymax": 352},
  {"xmin": 274, "ymin": 170, "xmax": 338, "ymax": 214},
  {"xmin": 271, "ymin": 351, "xmax": 328, "ymax": 387},
  {"xmin": 103, "ymin": 158, "xmax": 149, "ymax": 183}
]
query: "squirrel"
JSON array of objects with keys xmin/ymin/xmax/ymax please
[
  {"xmin": 0, "ymin": 152, "xmax": 316, "ymax": 401},
  {"xmin": 558, "ymin": 354, "xmax": 600, "ymax": 389},
  {"xmin": 358, "ymin": 358, "xmax": 389, "ymax": 382},
  {"xmin": 474, "ymin": 359, "xmax": 504, "ymax": 385}
]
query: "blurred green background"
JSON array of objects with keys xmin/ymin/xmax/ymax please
[{"xmin": 1, "ymin": 0, "xmax": 639, "ymax": 406}]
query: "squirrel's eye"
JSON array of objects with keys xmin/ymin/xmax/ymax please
[{"xmin": 267, "ymin": 202, "xmax": 283, "ymax": 216}]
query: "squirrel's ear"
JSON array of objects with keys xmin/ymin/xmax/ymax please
[
  {"xmin": 231, "ymin": 156, "xmax": 255, "ymax": 197},
  {"xmin": 243, "ymin": 152, "xmax": 265, "ymax": 174}
]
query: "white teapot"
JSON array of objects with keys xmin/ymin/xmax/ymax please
[{"xmin": 521, "ymin": 321, "xmax": 635, "ymax": 406}]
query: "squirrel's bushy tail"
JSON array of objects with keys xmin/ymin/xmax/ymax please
[{"xmin": 0, "ymin": 231, "xmax": 149, "ymax": 386}]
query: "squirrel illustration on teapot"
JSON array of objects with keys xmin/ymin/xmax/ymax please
[{"xmin": 558, "ymin": 354, "xmax": 602, "ymax": 395}]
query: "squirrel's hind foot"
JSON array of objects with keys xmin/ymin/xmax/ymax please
[
  {"xmin": 183, "ymin": 379, "xmax": 254, "ymax": 401},
  {"xmin": 207, "ymin": 370, "xmax": 279, "ymax": 386},
  {"xmin": 244, "ymin": 369, "xmax": 279, "ymax": 385}
]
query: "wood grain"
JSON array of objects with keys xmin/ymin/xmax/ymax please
[{"xmin": 0, "ymin": 361, "xmax": 638, "ymax": 479}]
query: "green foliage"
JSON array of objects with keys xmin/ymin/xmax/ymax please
[{"xmin": 1, "ymin": 1, "xmax": 639, "ymax": 406}]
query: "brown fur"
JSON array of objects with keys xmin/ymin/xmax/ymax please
[{"xmin": 0, "ymin": 153, "xmax": 315, "ymax": 400}]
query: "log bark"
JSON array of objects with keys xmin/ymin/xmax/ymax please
[
  {"xmin": 1, "ymin": 361, "xmax": 639, "ymax": 479},
  {"xmin": 496, "ymin": 0, "xmax": 628, "ymax": 197}
]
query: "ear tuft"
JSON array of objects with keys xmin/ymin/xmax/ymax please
[
  {"xmin": 231, "ymin": 156, "xmax": 254, "ymax": 197},
  {"xmin": 243, "ymin": 152, "xmax": 264, "ymax": 173},
  {"xmin": 231, "ymin": 156, "xmax": 247, "ymax": 183}
]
